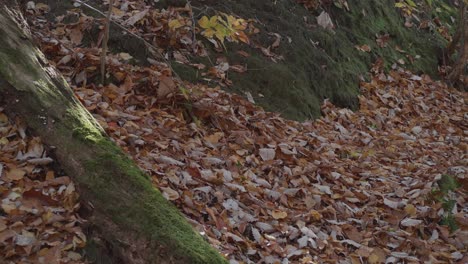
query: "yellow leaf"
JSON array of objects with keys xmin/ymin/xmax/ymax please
[
  {"xmin": 405, "ymin": 0, "xmax": 416, "ymax": 7},
  {"xmin": 168, "ymin": 19, "xmax": 184, "ymax": 30},
  {"xmin": 233, "ymin": 19, "xmax": 247, "ymax": 31},
  {"xmin": 215, "ymin": 29, "xmax": 226, "ymax": 42},
  {"xmin": 310, "ymin": 210, "xmax": 322, "ymax": 221},
  {"xmin": 404, "ymin": 204, "xmax": 417, "ymax": 216},
  {"xmin": 202, "ymin": 28, "xmax": 216, "ymax": 38},
  {"xmin": 198, "ymin": 16, "xmax": 210, "ymax": 29},
  {"xmin": 0, "ymin": 137, "xmax": 8, "ymax": 145},
  {"xmin": 211, "ymin": 15, "xmax": 220, "ymax": 25},
  {"xmin": 198, "ymin": 15, "xmax": 219, "ymax": 29},
  {"xmin": 225, "ymin": 14, "xmax": 237, "ymax": 27},
  {"xmin": 395, "ymin": 2, "xmax": 405, "ymax": 8}
]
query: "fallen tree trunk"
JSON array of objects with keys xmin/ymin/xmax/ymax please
[{"xmin": 0, "ymin": 3, "xmax": 226, "ymax": 264}]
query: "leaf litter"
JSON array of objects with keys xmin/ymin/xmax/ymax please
[
  {"xmin": 0, "ymin": 110, "xmax": 86, "ymax": 263},
  {"xmin": 3, "ymin": 1, "xmax": 467, "ymax": 263}
]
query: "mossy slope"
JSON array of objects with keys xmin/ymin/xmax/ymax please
[
  {"xmin": 175, "ymin": 0, "xmax": 452, "ymax": 120},
  {"xmin": 40, "ymin": 0, "xmax": 454, "ymax": 120}
]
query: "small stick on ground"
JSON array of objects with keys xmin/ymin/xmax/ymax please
[
  {"xmin": 186, "ymin": 1, "xmax": 198, "ymax": 51},
  {"xmin": 100, "ymin": 0, "xmax": 114, "ymax": 84}
]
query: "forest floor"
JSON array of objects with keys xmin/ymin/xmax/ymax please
[{"xmin": 0, "ymin": 1, "xmax": 467, "ymax": 263}]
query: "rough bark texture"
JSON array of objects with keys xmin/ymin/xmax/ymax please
[{"xmin": 0, "ymin": 4, "xmax": 226, "ymax": 264}]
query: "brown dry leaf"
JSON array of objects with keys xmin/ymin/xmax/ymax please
[
  {"xmin": 229, "ymin": 64, "xmax": 247, "ymax": 73},
  {"xmin": 0, "ymin": 219, "xmax": 7, "ymax": 232},
  {"xmin": 355, "ymin": 44, "xmax": 371, "ymax": 52},
  {"xmin": 15, "ymin": 231, "xmax": 36, "ymax": 246},
  {"xmin": 356, "ymin": 246, "xmax": 374, "ymax": 258},
  {"xmin": 6, "ymin": 168, "xmax": 25, "ymax": 181},
  {"xmin": 69, "ymin": 27, "xmax": 83, "ymax": 45},
  {"xmin": 269, "ymin": 32, "xmax": 281, "ymax": 49},
  {"xmin": 125, "ymin": 9, "xmax": 149, "ymax": 26},
  {"xmin": 40, "ymin": 245, "xmax": 61, "ymax": 264},
  {"xmin": 237, "ymin": 50, "xmax": 250, "ymax": 57},
  {"xmin": 400, "ymin": 218, "xmax": 422, "ymax": 227},
  {"xmin": 24, "ymin": 5, "xmax": 468, "ymax": 263},
  {"xmin": 204, "ymin": 132, "xmax": 224, "ymax": 145},
  {"xmin": 369, "ymin": 248, "xmax": 387, "ymax": 264},
  {"xmin": 259, "ymin": 148, "xmax": 275, "ymax": 161},
  {"xmin": 404, "ymin": 204, "xmax": 417, "ymax": 216},
  {"xmin": 160, "ymin": 187, "xmax": 180, "ymax": 201},
  {"xmin": 0, "ymin": 229, "xmax": 16, "ymax": 243},
  {"xmin": 317, "ymin": 11, "xmax": 334, "ymax": 30},
  {"xmin": 158, "ymin": 76, "xmax": 177, "ymax": 100},
  {"xmin": 376, "ymin": 33, "xmax": 390, "ymax": 48},
  {"xmin": 271, "ymin": 210, "xmax": 287, "ymax": 219}
]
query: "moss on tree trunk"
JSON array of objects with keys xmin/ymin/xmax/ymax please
[{"xmin": 0, "ymin": 3, "xmax": 226, "ymax": 264}]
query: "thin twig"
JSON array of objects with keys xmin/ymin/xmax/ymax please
[
  {"xmin": 100, "ymin": 0, "xmax": 114, "ymax": 84},
  {"xmin": 73, "ymin": 0, "xmax": 199, "ymax": 121},
  {"xmin": 186, "ymin": 1, "xmax": 197, "ymax": 50},
  {"xmin": 73, "ymin": 0, "xmax": 184, "ymax": 82}
]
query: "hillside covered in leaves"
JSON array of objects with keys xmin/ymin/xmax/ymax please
[
  {"xmin": 0, "ymin": 0, "xmax": 466, "ymax": 263},
  {"xmin": 35, "ymin": 0, "xmax": 459, "ymax": 120}
]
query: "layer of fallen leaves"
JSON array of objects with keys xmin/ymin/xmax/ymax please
[
  {"xmin": 0, "ymin": 111, "xmax": 86, "ymax": 263},
  {"xmin": 26, "ymin": 1, "xmax": 278, "ymax": 87},
  {"xmin": 33, "ymin": 22, "xmax": 468, "ymax": 263},
  {"xmin": 23, "ymin": 1, "xmax": 468, "ymax": 264}
]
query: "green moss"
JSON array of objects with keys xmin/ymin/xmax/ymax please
[
  {"xmin": 78, "ymin": 137, "xmax": 226, "ymax": 263},
  {"xmin": 171, "ymin": 62, "xmax": 201, "ymax": 83},
  {"xmin": 175, "ymin": 0, "xmax": 451, "ymax": 120},
  {"xmin": 65, "ymin": 119, "xmax": 225, "ymax": 262},
  {"xmin": 1, "ymin": 6, "xmax": 226, "ymax": 262},
  {"xmin": 430, "ymin": 174, "xmax": 461, "ymax": 232},
  {"xmin": 38, "ymin": 0, "xmax": 454, "ymax": 120},
  {"xmin": 437, "ymin": 174, "xmax": 460, "ymax": 194},
  {"xmin": 440, "ymin": 214, "xmax": 458, "ymax": 232},
  {"xmin": 82, "ymin": 239, "xmax": 115, "ymax": 264}
]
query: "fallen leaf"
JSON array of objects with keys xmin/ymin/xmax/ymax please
[
  {"xmin": 158, "ymin": 76, "xmax": 177, "ymax": 99},
  {"xmin": 400, "ymin": 218, "xmax": 422, "ymax": 227},
  {"xmin": 259, "ymin": 148, "xmax": 275, "ymax": 161},
  {"xmin": 160, "ymin": 187, "xmax": 180, "ymax": 201},
  {"xmin": 271, "ymin": 209, "xmax": 287, "ymax": 219},
  {"xmin": 125, "ymin": 9, "xmax": 149, "ymax": 26},
  {"xmin": 317, "ymin": 11, "xmax": 334, "ymax": 30},
  {"xmin": 6, "ymin": 169, "xmax": 25, "ymax": 181}
]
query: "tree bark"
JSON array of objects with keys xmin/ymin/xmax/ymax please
[
  {"xmin": 0, "ymin": 3, "xmax": 226, "ymax": 264},
  {"xmin": 446, "ymin": 1, "xmax": 467, "ymax": 90}
]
